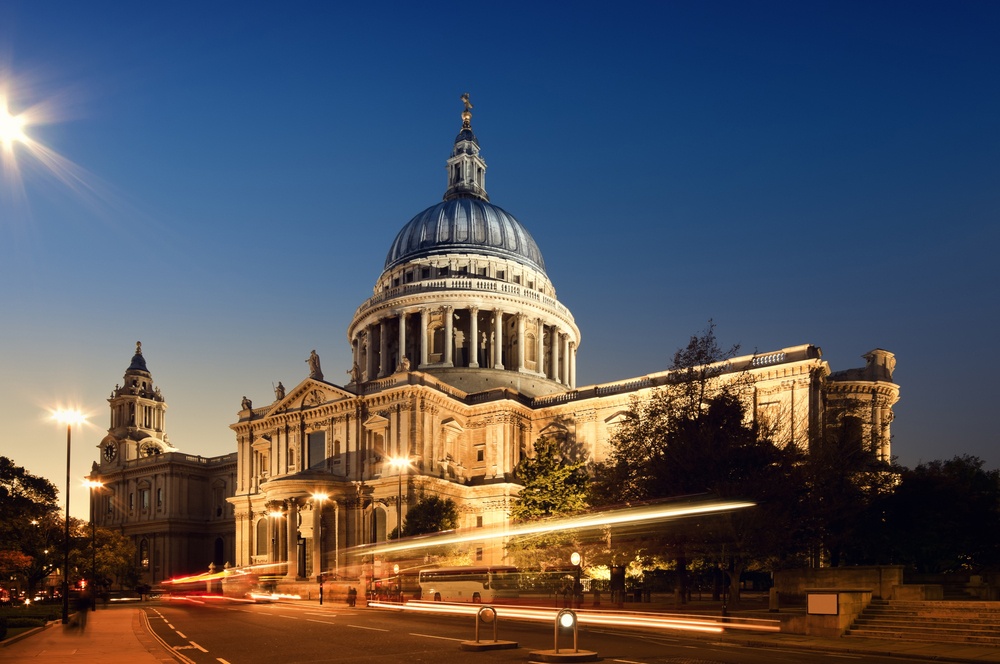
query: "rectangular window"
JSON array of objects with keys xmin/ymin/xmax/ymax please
[
  {"xmin": 156, "ymin": 488, "xmax": 163, "ymax": 507},
  {"xmin": 141, "ymin": 489, "xmax": 150, "ymax": 509},
  {"xmin": 478, "ymin": 267, "xmax": 487, "ymax": 276},
  {"xmin": 476, "ymin": 449, "xmax": 484, "ymax": 462},
  {"xmin": 438, "ymin": 266, "xmax": 449, "ymax": 277},
  {"xmin": 476, "ymin": 547, "xmax": 484, "ymax": 561},
  {"xmin": 129, "ymin": 493, "xmax": 134, "ymax": 511},
  {"xmin": 497, "ymin": 270, "xmax": 505, "ymax": 280},
  {"xmin": 476, "ymin": 516, "xmax": 483, "ymax": 528},
  {"xmin": 421, "ymin": 268, "xmax": 430, "ymax": 279},
  {"xmin": 308, "ymin": 431, "xmax": 326, "ymax": 469}
]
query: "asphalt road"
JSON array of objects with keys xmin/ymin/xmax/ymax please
[{"xmin": 144, "ymin": 599, "xmax": 939, "ymax": 664}]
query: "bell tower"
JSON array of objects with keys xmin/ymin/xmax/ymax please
[{"xmin": 99, "ymin": 341, "xmax": 174, "ymax": 465}]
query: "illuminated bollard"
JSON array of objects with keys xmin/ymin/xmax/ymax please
[
  {"xmin": 459, "ymin": 606, "xmax": 518, "ymax": 651},
  {"xmin": 527, "ymin": 609, "xmax": 598, "ymax": 662}
]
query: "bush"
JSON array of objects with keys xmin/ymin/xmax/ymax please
[{"xmin": 6, "ymin": 617, "xmax": 45, "ymax": 628}]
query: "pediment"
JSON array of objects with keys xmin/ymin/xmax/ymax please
[
  {"xmin": 441, "ymin": 417, "xmax": 464, "ymax": 436},
  {"xmin": 363, "ymin": 414, "xmax": 389, "ymax": 430},
  {"xmin": 263, "ymin": 378, "xmax": 355, "ymax": 417},
  {"xmin": 604, "ymin": 410, "xmax": 631, "ymax": 425}
]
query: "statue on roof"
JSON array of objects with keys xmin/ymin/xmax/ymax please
[
  {"xmin": 274, "ymin": 382, "xmax": 285, "ymax": 400},
  {"xmin": 307, "ymin": 350, "xmax": 324, "ymax": 380}
]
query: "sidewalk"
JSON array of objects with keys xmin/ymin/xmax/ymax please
[{"xmin": 0, "ymin": 606, "xmax": 174, "ymax": 663}]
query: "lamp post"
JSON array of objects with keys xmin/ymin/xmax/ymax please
[
  {"xmin": 311, "ymin": 492, "xmax": 328, "ymax": 604},
  {"xmin": 84, "ymin": 479, "xmax": 103, "ymax": 610},
  {"xmin": 388, "ymin": 457, "xmax": 409, "ymax": 540},
  {"xmin": 53, "ymin": 409, "xmax": 85, "ymax": 625}
]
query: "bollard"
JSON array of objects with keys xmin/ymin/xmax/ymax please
[
  {"xmin": 459, "ymin": 605, "xmax": 518, "ymax": 651},
  {"xmin": 527, "ymin": 609, "xmax": 598, "ymax": 662}
]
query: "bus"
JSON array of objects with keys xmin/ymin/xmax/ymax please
[{"xmin": 417, "ymin": 566, "xmax": 519, "ymax": 603}]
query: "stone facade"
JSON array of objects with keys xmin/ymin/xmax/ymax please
[
  {"xmin": 89, "ymin": 342, "xmax": 236, "ymax": 585},
  {"xmin": 228, "ymin": 100, "xmax": 900, "ymax": 583}
]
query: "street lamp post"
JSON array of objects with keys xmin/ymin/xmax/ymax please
[
  {"xmin": 84, "ymin": 479, "xmax": 103, "ymax": 610},
  {"xmin": 311, "ymin": 492, "xmax": 328, "ymax": 604},
  {"xmin": 388, "ymin": 457, "xmax": 409, "ymax": 540},
  {"xmin": 53, "ymin": 409, "xmax": 85, "ymax": 625}
]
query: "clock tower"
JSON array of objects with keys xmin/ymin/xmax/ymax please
[{"xmin": 99, "ymin": 341, "xmax": 176, "ymax": 466}]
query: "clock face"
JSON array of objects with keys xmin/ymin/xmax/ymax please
[{"xmin": 103, "ymin": 442, "xmax": 117, "ymax": 461}]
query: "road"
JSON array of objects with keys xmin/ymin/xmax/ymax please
[{"xmin": 144, "ymin": 598, "xmax": 938, "ymax": 664}]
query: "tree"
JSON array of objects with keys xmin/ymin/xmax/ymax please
[
  {"xmin": 507, "ymin": 426, "xmax": 591, "ymax": 568},
  {"xmin": 589, "ymin": 322, "xmax": 803, "ymax": 604},
  {"xmin": 511, "ymin": 429, "xmax": 589, "ymax": 522},
  {"xmin": 802, "ymin": 418, "xmax": 900, "ymax": 567},
  {"xmin": 401, "ymin": 495, "xmax": 459, "ymax": 537},
  {"xmin": 0, "ymin": 457, "xmax": 61, "ymax": 594},
  {"xmin": 878, "ymin": 455, "xmax": 1000, "ymax": 574}
]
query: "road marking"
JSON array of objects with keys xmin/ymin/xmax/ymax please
[
  {"xmin": 176, "ymin": 630, "xmax": 186, "ymax": 638},
  {"xmin": 217, "ymin": 660, "xmax": 233, "ymax": 664},
  {"xmin": 348, "ymin": 624, "xmax": 389, "ymax": 631},
  {"xmin": 410, "ymin": 633, "xmax": 464, "ymax": 642},
  {"xmin": 307, "ymin": 619, "xmax": 337, "ymax": 625},
  {"xmin": 190, "ymin": 641, "xmax": 208, "ymax": 652},
  {"xmin": 278, "ymin": 614, "xmax": 298, "ymax": 619},
  {"xmin": 304, "ymin": 611, "xmax": 337, "ymax": 616},
  {"xmin": 613, "ymin": 660, "xmax": 647, "ymax": 664}
]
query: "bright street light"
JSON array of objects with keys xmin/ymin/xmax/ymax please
[
  {"xmin": 387, "ymin": 457, "xmax": 410, "ymax": 541},
  {"xmin": 52, "ymin": 408, "xmax": 85, "ymax": 624},
  {"xmin": 84, "ymin": 479, "xmax": 103, "ymax": 610}
]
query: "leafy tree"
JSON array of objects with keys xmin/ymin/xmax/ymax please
[
  {"xmin": 878, "ymin": 455, "xmax": 1000, "ymax": 574},
  {"xmin": 401, "ymin": 495, "xmax": 458, "ymax": 537},
  {"xmin": 506, "ymin": 426, "xmax": 592, "ymax": 569},
  {"xmin": 0, "ymin": 457, "xmax": 61, "ymax": 594},
  {"xmin": 590, "ymin": 322, "xmax": 803, "ymax": 604},
  {"xmin": 511, "ymin": 430, "xmax": 589, "ymax": 522},
  {"xmin": 802, "ymin": 418, "xmax": 900, "ymax": 567}
]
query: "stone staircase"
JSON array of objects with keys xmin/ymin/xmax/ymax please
[{"xmin": 847, "ymin": 599, "xmax": 1000, "ymax": 646}]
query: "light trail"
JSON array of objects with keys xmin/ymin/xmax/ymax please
[
  {"xmin": 368, "ymin": 600, "xmax": 781, "ymax": 634},
  {"xmin": 355, "ymin": 498, "xmax": 755, "ymax": 557}
]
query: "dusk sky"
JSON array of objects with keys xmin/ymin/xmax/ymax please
[{"xmin": 1, "ymin": 1, "xmax": 997, "ymax": 519}]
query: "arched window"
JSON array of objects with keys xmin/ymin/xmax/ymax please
[{"xmin": 372, "ymin": 506, "xmax": 387, "ymax": 543}]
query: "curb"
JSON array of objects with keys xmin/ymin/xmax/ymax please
[{"xmin": 0, "ymin": 619, "xmax": 58, "ymax": 648}]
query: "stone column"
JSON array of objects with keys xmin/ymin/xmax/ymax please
[
  {"xmin": 379, "ymin": 319, "xmax": 389, "ymax": 378},
  {"xmin": 515, "ymin": 314, "xmax": 525, "ymax": 371},
  {"xmin": 493, "ymin": 309, "xmax": 504, "ymax": 369},
  {"xmin": 419, "ymin": 308, "xmax": 429, "ymax": 367},
  {"xmin": 468, "ymin": 306, "xmax": 479, "ymax": 368},
  {"xmin": 285, "ymin": 499, "xmax": 299, "ymax": 580},
  {"xmin": 397, "ymin": 311, "xmax": 407, "ymax": 370},
  {"xmin": 562, "ymin": 336, "xmax": 571, "ymax": 387},
  {"xmin": 364, "ymin": 328, "xmax": 376, "ymax": 382},
  {"xmin": 552, "ymin": 330, "xmax": 561, "ymax": 384},
  {"xmin": 567, "ymin": 342, "xmax": 576, "ymax": 388},
  {"xmin": 443, "ymin": 306, "xmax": 454, "ymax": 366},
  {"xmin": 535, "ymin": 319, "xmax": 544, "ymax": 375},
  {"xmin": 311, "ymin": 502, "xmax": 322, "ymax": 578}
]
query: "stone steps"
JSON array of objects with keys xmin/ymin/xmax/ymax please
[{"xmin": 847, "ymin": 599, "xmax": 1000, "ymax": 646}]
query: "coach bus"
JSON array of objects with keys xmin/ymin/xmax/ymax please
[{"xmin": 417, "ymin": 566, "xmax": 519, "ymax": 603}]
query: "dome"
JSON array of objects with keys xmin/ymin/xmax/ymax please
[{"xmin": 383, "ymin": 197, "xmax": 547, "ymax": 274}]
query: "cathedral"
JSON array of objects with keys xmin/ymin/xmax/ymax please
[{"xmin": 225, "ymin": 97, "xmax": 901, "ymax": 586}]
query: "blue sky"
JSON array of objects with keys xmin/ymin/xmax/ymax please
[{"xmin": 1, "ymin": 1, "xmax": 997, "ymax": 519}]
